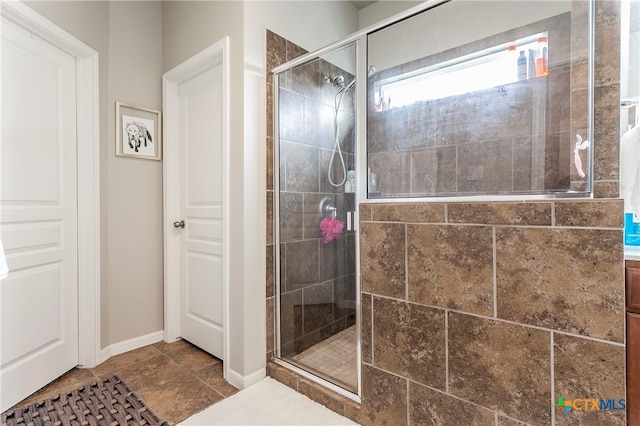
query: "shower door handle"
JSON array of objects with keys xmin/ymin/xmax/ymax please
[
  {"xmin": 173, "ymin": 220, "xmax": 185, "ymax": 229},
  {"xmin": 346, "ymin": 211, "xmax": 358, "ymax": 231}
]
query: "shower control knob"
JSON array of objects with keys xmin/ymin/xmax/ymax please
[{"xmin": 173, "ymin": 220, "xmax": 185, "ymax": 229}]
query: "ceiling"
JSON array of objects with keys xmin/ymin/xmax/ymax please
[{"xmin": 349, "ymin": 1, "xmax": 378, "ymax": 9}]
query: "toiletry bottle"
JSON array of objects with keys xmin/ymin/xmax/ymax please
[
  {"xmin": 508, "ymin": 45, "xmax": 517, "ymax": 78},
  {"xmin": 536, "ymin": 37, "xmax": 548, "ymax": 77},
  {"xmin": 528, "ymin": 49, "xmax": 536, "ymax": 80},
  {"xmin": 621, "ymin": 124, "xmax": 640, "ymax": 245},
  {"xmin": 517, "ymin": 51, "xmax": 527, "ymax": 80},
  {"xmin": 370, "ymin": 172, "xmax": 378, "ymax": 193},
  {"xmin": 345, "ymin": 170, "xmax": 355, "ymax": 193}
]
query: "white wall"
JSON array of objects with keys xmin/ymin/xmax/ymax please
[
  {"xmin": 624, "ymin": 0, "xmax": 640, "ymax": 100},
  {"xmin": 162, "ymin": 1, "xmax": 243, "ymax": 73},
  {"xmin": 368, "ymin": 0, "xmax": 571, "ymax": 72},
  {"xmin": 106, "ymin": 1, "xmax": 164, "ymax": 345},
  {"xmin": 245, "ymin": 1, "xmax": 358, "ymax": 57},
  {"xmin": 358, "ymin": 0, "xmax": 421, "ymax": 29}
]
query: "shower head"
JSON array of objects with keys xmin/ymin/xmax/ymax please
[
  {"xmin": 324, "ymin": 74, "xmax": 345, "ymax": 88},
  {"xmin": 325, "ymin": 65, "xmax": 376, "ymax": 92}
]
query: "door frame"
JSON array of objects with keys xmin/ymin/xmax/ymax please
[
  {"xmin": 163, "ymin": 38, "xmax": 230, "ymax": 375},
  {"xmin": 1, "ymin": 1, "xmax": 101, "ymax": 368}
]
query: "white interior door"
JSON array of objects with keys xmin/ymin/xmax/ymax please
[
  {"xmin": 0, "ymin": 17, "xmax": 78, "ymax": 410},
  {"xmin": 177, "ymin": 64, "xmax": 225, "ymax": 359}
]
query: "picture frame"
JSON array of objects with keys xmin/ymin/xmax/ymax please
[{"xmin": 115, "ymin": 102, "xmax": 162, "ymax": 160}]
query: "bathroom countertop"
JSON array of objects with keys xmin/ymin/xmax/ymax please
[{"xmin": 626, "ymin": 246, "xmax": 640, "ymax": 261}]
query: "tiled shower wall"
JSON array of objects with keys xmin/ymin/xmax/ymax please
[
  {"xmin": 367, "ymin": 12, "xmax": 577, "ymax": 196},
  {"xmin": 267, "ymin": 32, "xmax": 357, "ymax": 360},
  {"xmin": 266, "ymin": 0, "xmax": 623, "ymax": 424},
  {"xmin": 369, "ymin": 78, "xmax": 556, "ymax": 195}
]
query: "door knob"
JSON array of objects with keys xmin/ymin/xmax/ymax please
[{"xmin": 173, "ymin": 220, "xmax": 185, "ymax": 229}]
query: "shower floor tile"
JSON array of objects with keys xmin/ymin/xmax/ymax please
[{"xmin": 291, "ymin": 326, "xmax": 357, "ymax": 390}]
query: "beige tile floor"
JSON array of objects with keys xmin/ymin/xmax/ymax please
[
  {"xmin": 291, "ymin": 326, "xmax": 357, "ymax": 391},
  {"xmin": 8, "ymin": 340, "xmax": 239, "ymax": 425}
]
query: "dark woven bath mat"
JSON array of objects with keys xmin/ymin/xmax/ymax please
[{"xmin": 1, "ymin": 375, "xmax": 168, "ymax": 426}]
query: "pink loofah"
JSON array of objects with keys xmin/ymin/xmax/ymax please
[{"xmin": 319, "ymin": 217, "xmax": 345, "ymax": 244}]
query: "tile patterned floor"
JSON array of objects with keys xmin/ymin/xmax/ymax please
[
  {"xmin": 8, "ymin": 340, "xmax": 239, "ymax": 425},
  {"xmin": 291, "ymin": 326, "xmax": 357, "ymax": 391}
]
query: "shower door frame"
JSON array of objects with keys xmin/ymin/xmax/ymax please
[{"xmin": 272, "ymin": 37, "xmax": 365, "ymax": 401}]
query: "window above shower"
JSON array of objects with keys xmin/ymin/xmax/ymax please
[
  {"xmin": 366, "ymin": 0, "xmax": 593, "ymax": 199},
  {"xmin": 373, "ymin": 33, "xmax": 547, "ymax": 111}
]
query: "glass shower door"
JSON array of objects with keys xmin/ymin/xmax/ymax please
[{"xmin": 275, "ymin": 42, "xmax": 358, "ymax": 393}]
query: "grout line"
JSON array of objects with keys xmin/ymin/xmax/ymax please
[
  {"xmin": 371, "ymin": 295, "xmax": 375, "ymax": 366},
  {"xmin": 366, "ymin": 293, "xmax": 625, "ymax": 346},
  {"xmin": 190, "ymin": 368, "xmax": 228, "ymax": 400},
  {"xmin": 406, "ymin": 378, "xmax": 411, "ymax": 424},
  {"xmin": 493, "ymin": 226, "xmax": 498, "ymax": 319},
  {"xmin": 550, "ymin": 332, "xmax": 556, "ymax": 426},
  {"xmin": 445, "ymin": 309, "xmax": 449, "ymax": 394},
  {"xmin": 405, "ymin": 224, "xmax": 409, "ymax": 300},
  {"xmin": 364, "ymin": 220, "xmax": 620, "ymax": 231}
]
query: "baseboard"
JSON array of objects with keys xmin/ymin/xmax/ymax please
[
  {"xmin": 99, "ymin": 331, "xmax": 164, "ymax": 364},
  {"xmin": 226, "ymin": 367, "xmax": 266, "ymax": 390}
]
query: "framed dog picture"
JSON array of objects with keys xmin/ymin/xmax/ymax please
[{"xmin": 116, "ymin": 102, "xmax": 162, "ymax": 160}]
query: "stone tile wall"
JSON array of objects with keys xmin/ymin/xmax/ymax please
[{"xmin": 360, "ymin": 200, "xmax": 625, "ymax": 425}]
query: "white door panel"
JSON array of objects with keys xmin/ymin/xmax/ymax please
[
  {"xmin": 2, "ymin": 221, "xmax": 61, "ymax": 250},
  {"xmin": 186, "ymin": 253, "xmax": 223, "ymax": 323},
  {"xmin": 1, "ymin": 16, "xmax": 78, "ymax": 410},
  {"xmin": 178, "ymin": 64, "xmax": 225, "ymax": 359},
  {"xmin": 2, "ymin": 265, "xmax": 63, "ymax": 362}
]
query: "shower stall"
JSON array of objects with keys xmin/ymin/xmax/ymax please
[
  {"xmin": 273, "ymin": 42, "xmax": 360, "ymax": 395},
  {"xmin": 271, "ymin": 0, "xmax": 591, "ymax": 401}
]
